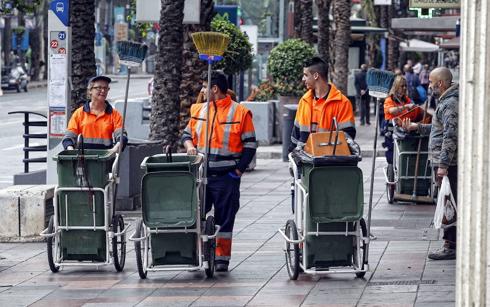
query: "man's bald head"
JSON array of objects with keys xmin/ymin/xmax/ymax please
[
  {"xmin": 430, "ymin": 67, "xmax": 453, "ymax": 86},
  {"xmin": 429, "ymin": 67, "xmax": 453, "ymax": 98}
]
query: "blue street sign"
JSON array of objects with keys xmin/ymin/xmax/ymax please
[
  {"xmin": 58, "ymin": 31, "xmax": 66, "ymax": 40},
  {"xmin": 50, "ymin": 0, "xmax": 70, "ymax": 27}
]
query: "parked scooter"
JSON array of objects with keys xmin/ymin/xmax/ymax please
[{"xmin": 1, "ymin": 64, "xmax": 29, "ymax": 93}]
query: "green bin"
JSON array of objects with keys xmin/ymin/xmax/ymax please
[
  {"xmin": 396, "ymin": 136, "xmax": 432, "ymax": 196},
  {"xmin": 140, "ymin": 154, "xmax": 203, "ymax": 266},
  {"xmin": 54, "ymin": 149, "xmax": 115, "ymax": 188},
  {"xmin": 54, "ymin": 149, "xmax": 114, "ymax": 262},
  {"xmin": 301, "ymin": 165, "xmax": 364, "ymax": 269}
]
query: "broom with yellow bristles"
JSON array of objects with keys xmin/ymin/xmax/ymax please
[{"xmin": 191, "ymin": 32, "xmax": 230, "ymax": 218}]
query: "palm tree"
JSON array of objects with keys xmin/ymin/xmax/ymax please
[
  {"xmin": 70, "ymin": 0, "xmax": 96, "ymax": 114},
  {"xmin": 332, "ymin": 0, "xmax": 351, "ymax": 94},
  {"xmin": 149, "ymin": 0, "xmax": 185, "ymax": 149},
  {"xmin": 300, "ymin": 0, "xmax": 314, "ymax": 45},
  {"xmin": 179, "ymin": 0, "xmax": 214, "ymax": 135},
  {"xmin": 315, "ymin": 0, "xmax": 331, "ymax": 74}
]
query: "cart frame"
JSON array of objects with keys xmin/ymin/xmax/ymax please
[
  {"xmin": 278, "ymin": 153, "xmax": 369, "ymax": 279},
  {"xmin": 40, "ymin": 154, "xmax": 128, "ymax": 271},
  {"xmin": 129, "ymin": 154, "xmax": 220, "ymax": 278}
]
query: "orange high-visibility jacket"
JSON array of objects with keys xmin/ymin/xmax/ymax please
[
  {"xmin": 291, "ymin": 84, "xmax": 356, "ymax": 149},
  {"xmin": 62, "ymin": 102, "xmax": 127, "ymax": 149},
  {"xmin": 384, "ymin": 95, "xmax": 422, "ymax": 122},
  {"xmin": 182, "ymin": 95, "xmax": 257, "ymax": 173}
]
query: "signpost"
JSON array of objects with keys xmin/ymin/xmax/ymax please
[{"xmin": 47, "ymin": 0, "xmax": 71, "ymax": 184}]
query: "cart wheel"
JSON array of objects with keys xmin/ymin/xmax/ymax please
[
  {"xmin": 204, "ymin": 216, "xmax": 216, "ymax": 278},
  {"xmin": 134, "ymin": 219, "xmax": 148, "ymax": 279},
  {"xmin": 46, "ymin": 216, "xmax": 60, "ymax": 273},
  {"xmin": 112, "ymin": 214, "xmax": 126, "ymax": 272},
  {"xmin": 386, "ymin": 164, "xmax": 395, "ymax": 204},
  {"xmin": 285, "ymin": 219, "xmax": 300, "ymax": 280},
  {"xmin": 355, "ymin": 218, "xmax": 368, "ymax": 278}
]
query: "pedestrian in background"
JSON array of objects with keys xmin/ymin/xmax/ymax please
[
  {"xmin": 419, "ymin": 64, "xmax": 431, "ymax": 92},
  {"xmin": 355, "ymin": 64, "xmax": 371, "ymax": 126},
  {"xmin": 182, "ymin": 71, "xmax": 257, "ymax": 272},
  {"xmin": 404, "ymin": 64, "xmax": 422, "ymax": 104},
  {"xmin": 402, "ymin": 67, "xmax": 458, "ymax": 260}
]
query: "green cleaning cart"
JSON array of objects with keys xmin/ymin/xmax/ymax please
[
  {"xmin": 384, "ymin": 126, "xmax": 436, "ymax": 204},
  {"xmin": 41, "ymin": 149, "xmax": 127, "ymax": 272},
  {"xmin": 278, "ymin": 133, "xmax": 368, "ymax": 280},
  {"xmin": 129, "ymin": 152, "xmax": 219, "ymax": 279}
]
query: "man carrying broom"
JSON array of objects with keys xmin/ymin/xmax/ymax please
[
  {"xmin": 182, "ymin": 71, "xmax": 257, "ymax": 272},
  {"xmin": 290, "ymin": 56, "xmax": 356, "ymax": 151}
]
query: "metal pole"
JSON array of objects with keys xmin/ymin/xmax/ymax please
[
  {"xmin": 112, "ymin": 66, "xmax": 131, "ymax": 216},
  {"xmin": 365, "ymin": 97, "xmax": 380, "ymax": 263},
  {"xmin": 201, "ymin": 61, "xmax": 212, "ymax": 214}
]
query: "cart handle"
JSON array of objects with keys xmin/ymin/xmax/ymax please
[
  {"xmin": 128, "ymin": 230, "xmax": 149, "ymax": 242},
  {"xmin": 112, "ymin": 222, "xmax": 131, "ymax": 237},
  {"xmin": 277, "ymin": 227, "xmax": 305, "ymax": 244},
  {"xmin": 383, "ymin": 166, "xmax": 398, "ymax": 185},
  {"xmin": 206, "ymin": 225, "xmax": 221, "ymax": 240},
  {"xmin": 39, "ymin": 227, "xmax": 59, "ymax": 238}
]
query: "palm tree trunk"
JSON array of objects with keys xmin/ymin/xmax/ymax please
[
  {"xmin": 179, "ymin": 0, "xmax": 214, "ymax": 137},
  {"xmin": 70, "ymin": 0, "xmax": 96, "ymax": 114},
  {"xmin": 149, "ymin": 0, "xmax": 185, "ymax": 149},
  {"xmin": 316, "ymin": 0, "xmax": 331, "ymax": 75},
  {"xmin": 332, "ymin": 0, "xmax": 351, "ymax": 94},
  {"xmin": 300, "ymin": 0, "xmax": 314, "ymax": 45},
  {"xmin": 294, "ymin": 0, "xmax": 303, "ymax": 38}
]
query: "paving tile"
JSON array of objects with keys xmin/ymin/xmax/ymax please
[
  {"xmin": 358, "ymin": 292, "xmax": 417, "ymax": 305},
  {"xmin": 415, "ymin": 290, "xmax": 455, "ymax": 303},
  {"xmin": 247, "ymin": 294, "xmax": 305, "ymax": 306},
  {"xmin": 191, "ymin": 295, "xmax": 251, "ymax": 306}
]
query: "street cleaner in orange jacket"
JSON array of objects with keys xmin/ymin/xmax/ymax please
[
  {"xmin": 62, "ymin": 76, "xmax": 127, "ymax": 153},
  {"xmin": 182, "ymin": 71, "xmax": 257, "ymax": 272},
  {"xmin": 290, "ymin": 57, "xmax": 356, "ymax": 151}
]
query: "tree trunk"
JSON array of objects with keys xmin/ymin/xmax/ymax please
[
  {"xmin": 294, "ymin": 0, "xmax": 302, "ymax": 38},
  {"xmin": 70, "ymin": 0, "xmax": 96, "ymax": 114},
  {"xmin": 149, "ymin": 0, "xmax": 185, "ymax": 149},
  {"xmin": 30, "ymin": 1, "xmax": 46, "ymax": 81},
  {"xmin": 332, "ymin": 0, "xmax": 351, "ymax": 94},
  {"xmin": 3, "ymin": 18, "xmax": 12, "ymax": 67},
  {"xmin": 300, "ymin": 0, "xmax": 314, "ymax": 45},
  {"xmin": 387, "ymin": 5, "xmax": 399, "ymax": 71},
  {"xmin": 179, "ymin": 0, "xmax": 214, "ymax": 136},
  {"xmin": 316, "ymin": 0, "xmax": 331, "ymax": 74}
]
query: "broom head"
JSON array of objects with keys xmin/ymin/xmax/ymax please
[
  {"xmin": 116, "ymin": 41, "xmax": 148, "ymax": 67},
  {"xmin": 367, "ymin": 69, "xmax": 395, "ymax": 98},
  {"xmin": 191, "ymin": 32, "xmax": 230, "ymax": 61}
]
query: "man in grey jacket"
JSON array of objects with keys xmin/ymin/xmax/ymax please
[{"xmin": 403, "ymin": 67, "xmax": 458, "ymax": 260}]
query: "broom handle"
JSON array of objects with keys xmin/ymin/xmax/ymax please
[
  {"xmin": 366, "ymin": 96, "xmax": 380, "ymax": 263},
  {"xmin": 113, "ymin": 66, "xmax": 131, "ymax": 216},
  {"xmin": 201, "ymin": 61, "xmax": 212, "ymax": 217},
  {"xmin": 412, "ymin": 99, "xmax": 430, "ymax": 199}
]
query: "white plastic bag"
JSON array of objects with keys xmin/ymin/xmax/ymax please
[{"xmin": 433, "ymin": 176, "xmax": 457, "ymax": 229}]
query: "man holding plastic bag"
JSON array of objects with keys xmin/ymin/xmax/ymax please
[{"xmin": 402, "ymin": 67, "xmax": 458, "ymax": 260}]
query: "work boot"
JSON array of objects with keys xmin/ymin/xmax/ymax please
[
  {"xmin": 215, "ymin": 261, "xmax": 229, "ymax": 272},
  {"xmin": 428, "ymin": 246, "xmax": 456, "ymax": 260}
]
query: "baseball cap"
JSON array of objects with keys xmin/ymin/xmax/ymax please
[{"xmin": 88, "ymin": 75, "xmax": 112, "ymax": 85}]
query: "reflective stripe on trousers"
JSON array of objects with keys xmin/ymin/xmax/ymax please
[{"xmin": 205, "ymin": 173, "xmax": 240, "ymax": 262}]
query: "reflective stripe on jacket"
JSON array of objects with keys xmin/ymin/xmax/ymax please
[
  {"xmin": 291, "ymin": 84, "xmax": 356, "ymax": 148},
  {"xmin": 182, "ymin": 95, "xmax": 257, "ymax": 173},
  {"xmin": 62, "ymin": 101, "xmax": 126, "ymax": 149}
]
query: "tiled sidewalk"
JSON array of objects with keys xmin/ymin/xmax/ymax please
[{"xmin": 0, "ymin": 157, "xmax": 455, "ymax": 307}]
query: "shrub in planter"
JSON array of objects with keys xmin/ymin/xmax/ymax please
[
  {"xmin": 211, "ymin": 14, "xmax": 253, "ymax": 75},
  {"xmin": 254, "ymin": 80, "xmax": 276, "ymax": 101},
  {"xmin": 267, "ymin": 39, "xmax": 315, "ymax": 97}
]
